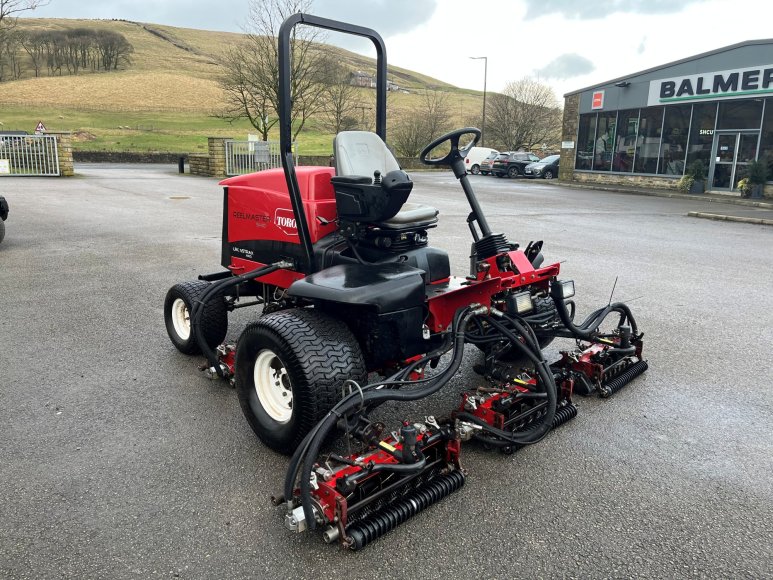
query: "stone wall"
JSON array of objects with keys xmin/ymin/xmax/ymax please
[
  {"xmin": 558, "ymin": 94, "xmax": 579, "ymax": 183},
  {"xmin": 48, "ymin": 133, "xmax": 74, "ymax": 176},
  {"xmin": 74, "ymin": 151, "xmax": 185, "ymax": 164},
  {"xmin": 189, "ymin": 153, "xmax": 210, "ymax": 176},
  {"xmin": 571, "ymin": 171, "xmax": 681, "ymax": 191},
  {"xmin": 207, "ymin": 137, "xmax": 229, "ymax": 178}
]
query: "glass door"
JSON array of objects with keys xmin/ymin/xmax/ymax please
[
  {"xmin": 710, "ymin": 131, "xmax": 760, "ymax": 191},
  {"xmin": 711, "ymin": 133, "xmax": 737, "ymax": 190}
]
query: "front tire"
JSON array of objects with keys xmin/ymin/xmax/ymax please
[
  {"xmin": 235, "ymin": 309, "xmax": 366, "ymax": 455},
  {"xmin": 164, "ymin": 280, "xmax": 228, "ymax": 355},
  {"xmin": 543, "ymin": 170, "xmax": 554, "ymax": 180}
]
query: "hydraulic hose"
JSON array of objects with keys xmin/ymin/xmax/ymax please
[
  {"xmin": 550, "ymin": 283, "xmax": 639, "ymax": 340},
  {"xmin": 191, "ymin": 261, "xmax": 288, "ymax": 378},
  {"xmin": 291, "ymin": 305, "xmax": 478, "ymax": 530}
]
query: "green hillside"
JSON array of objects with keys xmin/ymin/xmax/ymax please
[{"xmin": 0, "ymin": 18, "xmax": 483, "ymax": 155}]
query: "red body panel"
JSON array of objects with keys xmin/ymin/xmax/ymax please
[
  {"xmin": 425, "ymin": 252, "xmax": 561, "ymax": 332},
  {"xmin": 220, "ymin": 166, "xmax": 338, "ymax": 247}
]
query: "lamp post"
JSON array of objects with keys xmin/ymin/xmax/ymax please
[{"xmin": 470, "ymin": 56, "xmax": 487, "ymax": 147}]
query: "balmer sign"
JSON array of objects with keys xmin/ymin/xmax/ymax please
[{"xmin": 647, "ymin": 64, "xmax": 773, "ymax": 106}]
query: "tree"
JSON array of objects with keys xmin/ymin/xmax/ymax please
[
  {"xmin": 390, "ymin": 89, "xmax": 451, "ymax": 157},
  {"xmin": 318, "ymin": 61, "xmax": 360, "ymax": 135},
  {"xmin": 219, "ymin": 0, "xmax": 329, "ymax": 141},
  {"xmin": 0, "ymin": 0, "xmax": 47, "ymax": 81},
  {"xmin": 0, "ymin": 0, "xmax": 47, "ymax": 28},
  {"xmin": 486, "ymin": 78, "xmax": 562, "ymax": 151},
  {"xmin": 0, "ymin": 28, "xmax": 22, "ymax": 81}
]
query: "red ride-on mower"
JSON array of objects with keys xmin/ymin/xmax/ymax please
[{"xmin": 164, "ymin": 14, "xmax": 647, "ymax": 550}]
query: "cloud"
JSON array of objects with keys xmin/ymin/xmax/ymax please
[
  {"xmin": 524, "ymin": 0, "xmax": 701, "ymax": 19},
  {"xmin": 536, "ymin": 53, "xmax": 595, "ymax": 80},
  {"xmin": 312, "ymin": 0, "xmax": 438, "ymax": 37},
  {"xmin": 637, "ymin": 37, "xmax": 647, "ymax": 55}
]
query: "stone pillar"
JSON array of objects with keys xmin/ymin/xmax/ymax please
[
  {"xmin": 558, "ymin": 93, "xmax": 579, "ymax": 183},
  {"xmin": 48, "ymin": 132, "xmax": 74, "ymax": 176},
  {"xmin": 207, "ymin": 137, "xmax": 231, "ymax": 178}
]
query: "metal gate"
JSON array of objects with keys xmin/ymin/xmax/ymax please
[
  {"xmin": 225, "ymin": 139, "xmax": 293, "ymax": 176},
  {"xmin": 0, "ymin": 134, "xmax": 60, "ymax": 176}
]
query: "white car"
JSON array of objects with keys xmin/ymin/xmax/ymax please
[{"xmin": 464, "ymin": 147, "xmax": 499, "ymax": 175}]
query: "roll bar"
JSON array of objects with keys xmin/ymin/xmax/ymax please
[{"xmin": 277, "ymin": 13, "xmax": 388, "ymax": 273}]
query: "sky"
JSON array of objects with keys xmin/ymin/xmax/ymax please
[{"xmin": 22, "ymin": 0, "xmax": 773, "ymax": 99}]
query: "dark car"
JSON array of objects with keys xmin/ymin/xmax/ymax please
[
  {"xmin": 491, "ymin": 151, "xmax": 541, "ymax": 178},
  {"xmin": 524, "ymin": 154, "xmax": 560, "ymax": 179}
]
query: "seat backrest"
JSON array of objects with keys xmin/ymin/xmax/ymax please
[{"xmin": 334, "ymin": 131, "xmax": 400, "ymax": 178}]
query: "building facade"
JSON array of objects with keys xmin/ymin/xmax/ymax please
[{"xmin": 559, "ymin": 40, "xmax": 773, "ymax": 196}]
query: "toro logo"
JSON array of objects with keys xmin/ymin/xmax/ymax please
[{"xmin": 274, "ymin": 208, "xmax": 298, "ymax": 236}]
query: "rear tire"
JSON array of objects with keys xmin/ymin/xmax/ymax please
[
  {"xmin": 508, "ymin": 166, "xmax": 519, "ymax": 178},
  {"xmin": 235, "ymin": 308, "xmax": 367, "ymax": 455},
  {"xmin": 0, "ymin": 220, "xmax": 5, "ymax": 245},
  {"xmin": 470, "ymin": 164, "xmax": 480, "ymax": 175},
  {"xmin": 164, "ymin": 280, "xmax": 228, "ymax": 355}
]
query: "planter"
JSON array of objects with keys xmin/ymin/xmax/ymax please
[
  {"xmin": 689, "ymin": 180, "xmax": 705, "ymax": 194},
  {"xmin": 751, "ymin": 184, "xmax": 764, "ymax": 199}
]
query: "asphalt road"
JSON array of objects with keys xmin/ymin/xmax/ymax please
[{"xmin": 1, "ymin": 165, "xmax": 772, "ymax": 579}]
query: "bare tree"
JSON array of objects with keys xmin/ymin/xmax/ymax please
[
  {"xmin": 0, "ymin": 0, "xmax": 47, "ymax": 81},
  {"xmin": 390, "ymin": 89, "xmax": 451, "ymax": 157},
  {"xmin": 219, "ymin": 0, "xmax": 328, "ymax": 141},
  {"xmin": 486, "ymin": 78, "xmax": 562, "ymax": 151},
  {"xmin": 0, "ymin": 29, "xmax": 23, "ymax": 80},
  {"xmin": 318, "ymin": 61, "xmax": 360, "ymax": 134},
  {"xmin": 0, "ymin": 0, "xmax": 47, "ymax": 28}
]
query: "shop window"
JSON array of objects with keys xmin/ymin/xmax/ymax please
[
  {"xmin": 717, "ymin": 99, "xmax": 763, "ymax": 130},
  {"xmin": 575, "ymin": 114, "xmax": 596, "ymax": 170},
  {"xmin": 612, "ymin": 109, "xmax": 638, "ymax": 172},
  {"xmin": 593, "ymin": 112, "xmax": 616, "ymax": 171},
  {"xmin": 760, "ymin": 98, "xmax": 773, "ymax": 182},
  {"xmin": 686, "ymin": 103, "xmax": 718, "ymax": 168},
  {"xmin": 658, "ymin": 104, "xmax": 690, "ymax": 175},
  {"xmin": 634, "ymin": 107, "xmax": 663, "ymax": 174}
]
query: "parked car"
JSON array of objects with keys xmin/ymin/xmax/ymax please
[
  {"xmin": 479, "ymin": 151, "xmax": 500, "ymax": 175},
  {"xmin": 464, "ymin": 147, "xmax": 499, "ymax": 175},
  {"xmin": 524, "ymin": 154, "xmax": 560, "ymax": 179},
  {"xmin": 0, "ymin": 196, "xmax": 8, "ymax": 245},
  {"xmin": 491, "ymin": 151, "xmax": 541, "ymax": 178}
]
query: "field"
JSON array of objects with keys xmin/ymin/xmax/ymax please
[{"xmin": 0, "ymin": 18, "xmax": 483, "ymax": 155}]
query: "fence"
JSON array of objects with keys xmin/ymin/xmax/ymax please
[
  {"xmin": 225, "ymin": 140, "xmax": 295, "ymax": 176},
  {"xmin": 0, "ymin": 134, "xmax": 60, "ymax": 176}
]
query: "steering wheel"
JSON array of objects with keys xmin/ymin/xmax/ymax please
[{"xmin": 419, "ymin": 127, "xmax": 481, "ymax": 167}]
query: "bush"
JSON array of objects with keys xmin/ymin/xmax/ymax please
[
  {"xmin": 687, "ymin": 159, "xmax": 707, "ymax": 181},
  {"xmin": 747, "ymin": 159, "xmax": 769, "ymax": 185},
  {"xmin": 677, "ymin": 175, "xmax": 695, "ymax": 193}
]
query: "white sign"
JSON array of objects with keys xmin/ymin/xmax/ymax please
[
  {"xmin": 35, "ymin": 121, "xmax": 46, "ymax": 134},
  {"xmin": 561, "ymin": 141, "xmax": 575, "ymax": 149},
  {"xmin": 0, "ymin": 159, "xmax": 9, "ymax": 174},
  {"xmin": 648, "ymin": 64, "xmax": 773, "ymax": 106}
]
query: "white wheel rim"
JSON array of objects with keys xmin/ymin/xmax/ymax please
[
  {"xmin": 254, "ymin": 349, "xmax": 293, "ymax": 423},
  {"xmin": 171, "ymin": 298, "xmax": 191, "ymax": 340}
]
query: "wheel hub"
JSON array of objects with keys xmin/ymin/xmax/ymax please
[
  {"xmin": 171, "ymin": 298, "xmax": 191, "ymax": 340},
  {"xmin": 254, "ymin": 349, "xmax": 293, "ymax": 423}
]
